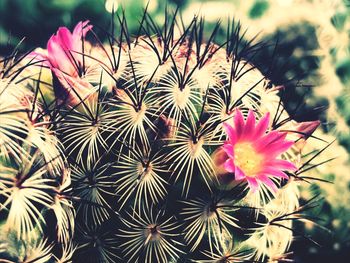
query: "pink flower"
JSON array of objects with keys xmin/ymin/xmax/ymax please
[
  {"xmin": 221, "ymin": 110, "xmax": 297, "ymax": 192},
  {"xmin": 33, "ymin": 21, "xmax": 92, "ymax": 77},
  {"xmin": 31, "ymin": 21, "xmax": 95, "ymax": 106}
]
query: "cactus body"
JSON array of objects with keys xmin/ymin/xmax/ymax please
[{"xmin": 0, "ymin": 11, "xmax": 326, "ymax": 263}]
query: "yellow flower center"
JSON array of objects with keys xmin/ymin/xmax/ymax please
[{"xmin": 234, "ymin": 142, "xmax": 263, "ymax": 177}]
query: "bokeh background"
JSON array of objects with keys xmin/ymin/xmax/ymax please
[{"xmin": 1, "ymin": 0, "xmax": 350, "ymax": 262}]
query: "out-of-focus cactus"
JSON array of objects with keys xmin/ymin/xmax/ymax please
[{"xmin": 0, "ymin": 8, "xmax": 329, "ymax": 263}]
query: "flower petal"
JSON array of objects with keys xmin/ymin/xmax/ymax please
[
  {"xmin": 224, "ymin": 159, "xmax": 235, "ymax": 173},
  {"xmin": 265, "ymin": 159, "xmax": 297, "ymax": 171},
  {"xmin": 255, "ymin": 131, "xmax": 287, "ymax": 152},
  {"xmin": 58, "ymin": 27, "xmax": 85, "ymax": 68},
  {"xmin": 223, "ymin": 123, "xmax": 237, "ymax": 144},
  {"xmin": 234, "ymin": 109, "xmax": 245, "ymax": 139},
  {"xmin": 259, "ymin": 168, "xmax": 289, "ymax": 179},
  {"xmin": 222, "ymin": 142, "xmax": 234, "ymax": 158},
  {"xmin": 57, "ymin": 27, "xmax": 73, "ymax": 51},
  {"xmin": 47, "ymin": 35, "xmax": 76, "ymax": 76},
  {"xmin": 257, "ymin": 174, "xmax": 278, "ymax": 192},
  {"xmin": 234, "ymin": 166, "xmax": 246, "ymax": 180},
  {"xmin": 285, "ymin": 120, "xmax": 320, "ymax": 141},
  {"xmin": 254, "ymin": 112, "xmax": 270, "ymax": 138},
  {"xmin": 73, "ymin": 20, "xmax": 92, "ymax": 38},
  {"xmin": 262, "ymin": 140, "xmax": 294, "ymax": 158},
  {"xmin": 242, "ymin": 110, "xmax": 256, "ymax": 140},
  {"xmin": 246, "ymin": 177, "xmax": 259, "ymax": 192}
]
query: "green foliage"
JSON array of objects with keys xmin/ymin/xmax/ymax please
[{"xmin": 249, "ymin": 0, "xmax": 270, "ymax": 19}]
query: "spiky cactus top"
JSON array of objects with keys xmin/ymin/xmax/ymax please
[{"xmin": 0, "ymin": 10, "xmax": 326, "ymax": 263}]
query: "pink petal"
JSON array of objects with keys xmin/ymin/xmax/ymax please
[
  {"xmin": 73, "ymin": 20, "xmax": 92, "ymax": 37},
  {"xmin": 223, "ymin": 123, "xmax": 237, "ymax": 143},
  {"xmin": 259, "ymin": 167, "xmax": 289, "ymax": 179},
  {"xmin": 288, "ymin": 120, "xmax": 320, "ymax": 140},
  {"xmin": 47, "ymin": 35, "xmax": 76, "ymax": 76},
  {"xmin": 257, "ymin": 174, "xmax": 278, "ymax": 192},
  {"xmin": 255, "ymin": 131, "xmax": 286, "ymax": 152},
  {"xmin": 224, "ymin": 159, "xmax": 235, "ymax": 173},
  {"xmin": 57, "ymin": 27, "xmax": 73, "ymax": 50},
  {"xmin": 254, "ymin": 112, "xmax": 270, "ymax": 138},
  {"xmin": 246, "ymin": 177, "xmax": 259, "ymax": 192},
  {"xmin": 234, "ymin": 110, "xmax": 245, "ymax": 139},
  {"xmin": 57, "ymin": 27, "xmax": 84, "ymax": 69},
  {"xmin": 234, "ymin": 166, "xmax": 246, "ymax": 180},
  {"xmin": 222, "ymin": 142, "xmax": 234, "ymax": 158},
  {"xmin": 71, "ymin": 22, "xmax": 92, "ymax": 55},
  {"xmin": 265, "ymin": 131, "xmax": 287, "ymax": 144},
  {"xmin": 47, "ymin": 35, "xmax": 60, "ymax": 68},
  {"xmin": 262, "ymin": 140, "xmax": 294, "ymax": 158},
  {"xmin": 265, "ymin": 159, "xmax": 297, "ymax": 171},
  {"xmin": 242, "ymin": 110, "xmax": 256, "ymax": 140}
]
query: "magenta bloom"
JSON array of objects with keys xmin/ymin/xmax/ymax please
[
  {"xmin": 34, "ymin": 21, "xmax": 92, "ymax": 77},
  {"xmin": 31, "ymin": 21, "xmax": 94, "ymax": 106},
  {"xmin": 222, "ymin": 110, "xmax": 297, "ymax": 192}
]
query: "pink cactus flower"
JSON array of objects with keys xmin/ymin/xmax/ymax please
[
  {"xmin": 221, "ymin": 110, "xmax": 297, "ymax": 192},
  {"xmin": 33, "ymin": 21, "xmax": 92, "ymax": 77},
  {"xmin": 30, "ymin": 21, "xmax": 95, "ymax": 106}
]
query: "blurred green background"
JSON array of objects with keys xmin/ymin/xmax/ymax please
[{"xmin": 1, "ymin": 0, "xmax": 350, "ymax": 262}]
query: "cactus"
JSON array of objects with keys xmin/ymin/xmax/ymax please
[{"xmin": 0, "ymin": 9, "xmax": 329, "ymax": 263}]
